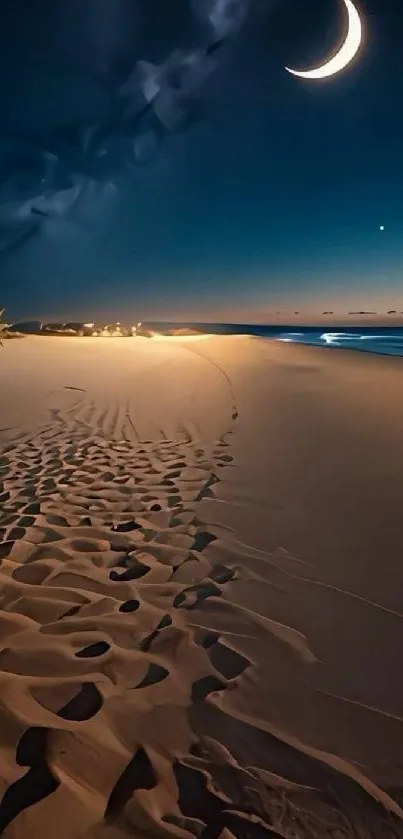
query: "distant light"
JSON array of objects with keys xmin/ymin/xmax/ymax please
[
  {"xmin": 379, "ymin": 225, "xmax": 385, "ymax": 231},
  {"xmin": 84, "ymin": 322, "xmax": 94, "ymax": 328}
]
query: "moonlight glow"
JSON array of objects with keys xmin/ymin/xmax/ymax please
[{"xmin": 286, "ymin": 0, "xmax": 363, "ymax": 81}]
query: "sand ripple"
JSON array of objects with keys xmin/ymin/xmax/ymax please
[{"xmin": 0, "ymin": 414, "xmax": 402, "ymax": 837}]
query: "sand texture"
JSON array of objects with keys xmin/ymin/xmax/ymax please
[{"xmin": 0, "ymin": 335, "xmax": 403, "ymax": 838}]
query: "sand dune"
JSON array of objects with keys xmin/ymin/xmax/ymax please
[{"xmin": 0, "ymin": 335, "xmax": 402, "ymax": 838}]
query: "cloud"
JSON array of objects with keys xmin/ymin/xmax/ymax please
[
  {"xmin": 0, "ymin": 0, "xmax": 252, "ymax": 259},
  {"xmin": 191, "ymin": 0, "xmax": 250, "ymax": 36}
]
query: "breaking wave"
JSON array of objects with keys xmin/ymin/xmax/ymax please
[{"xmin": 276, "ymin": 329, "xmax": 403, "ymax": 357}]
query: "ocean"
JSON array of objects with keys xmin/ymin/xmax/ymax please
[
  {"xmin": 256, "ymin": 325, "xmax": 403, "ymax": 357},
  {"xmin": 147, "ymin": 323, "xmax": 403, "ymax": 358}
]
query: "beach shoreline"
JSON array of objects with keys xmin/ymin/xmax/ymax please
[{"xmin": 0, "ymin": 334, "xmax": 403, "ymax": 837}]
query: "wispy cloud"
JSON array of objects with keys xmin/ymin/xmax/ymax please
[{"xmin": 0, "ymin": 0, "xmax": 251, "ymax": 259}]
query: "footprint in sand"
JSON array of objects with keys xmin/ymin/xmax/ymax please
[{"xmin": 1, "ymin": 419, "xmax": 312, "ymax": 839}]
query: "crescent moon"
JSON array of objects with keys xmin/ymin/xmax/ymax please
[{"xmin": 286, "ymin": 0, "xmax": 363, "ymax": 80}]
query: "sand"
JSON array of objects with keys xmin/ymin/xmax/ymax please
[{"xmin": 0, "ymin": 334, "xmax": 403, "ymax": 838}]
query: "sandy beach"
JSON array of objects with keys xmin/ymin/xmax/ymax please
[{"xmin": 0, "ymin": 333, "xmax": 403, "ymax": 838}]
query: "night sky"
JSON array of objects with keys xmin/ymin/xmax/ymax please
[{"xmin": 0, "ymin": 0, "xmax": 402, "ymax": 323}]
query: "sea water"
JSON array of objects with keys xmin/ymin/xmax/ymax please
[
  {"xmin": 270, "ymin": 326, "xmax": 403, "ymax": 357},
  {"xmin": 146, "ymin": 323, "xmax": 403, "ymax": 357}
]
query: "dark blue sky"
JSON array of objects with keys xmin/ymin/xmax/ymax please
[{"xmin": 1, "ymin": 0, "xmax": 402, "ymax": 322}]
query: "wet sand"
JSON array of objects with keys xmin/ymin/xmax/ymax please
[{"xmin": 0, "ymin": 334, "xmax": 402, "ymax": 838}]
